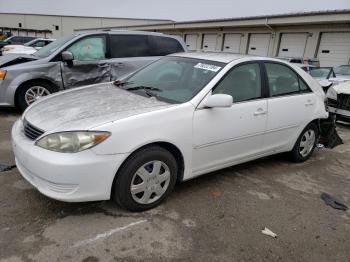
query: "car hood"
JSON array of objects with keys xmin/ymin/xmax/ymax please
[
  {"xmin": 330, "ymin": 81, "xmax": 350, "ymax": 95},
  {"xmin": 0, "ymin": 53, "xmax": 37, "ymax": 68},
  {"xmin": 24, "ymin": 82, "xmax": 174, "ymax": 132}
]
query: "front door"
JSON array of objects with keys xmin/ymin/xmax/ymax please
[
  {"xmin": 60, "ymin": 34, "xmax": 111, "ymax": 89},
  {"xmin": 192, "ymin": 62, "xmax": 268, "ymax": 174}
]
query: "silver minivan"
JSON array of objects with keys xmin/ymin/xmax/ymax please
[{"xmin": 0, "ymin": 31, "xmax": 187, "ymax": 110}]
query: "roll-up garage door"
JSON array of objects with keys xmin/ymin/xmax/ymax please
[
  {"xmin": 202, "ymin": 34, "xmax": 218, "ymax": 51},
  {"xmin": 317, "ymin": 32, "xmax": 350, "ymax": 67},
  {"xmin": 185, "ymin": 34, "xmax": 198, "ymax": 51},
  {"xmin": 223, "ymin": 33, "xmax": 241, "ymax": 53},
  {"xmin": 248, "ymin": 34, "xmax": 271, "ymax": 56},
  {"xmin": 278, "ymin": 33, "xmax": 308, "ymax": 57}
]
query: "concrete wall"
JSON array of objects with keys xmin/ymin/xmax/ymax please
[{"xmin": 0, "ymin": 13, "xmax": 171, "ymax": 38}]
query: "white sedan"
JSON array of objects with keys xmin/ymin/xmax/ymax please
[
  {"xmin": 12, "ymin": 52, "xmax": 328, "ymax": 211},
  {"xmin": 2, "ymin": 38, "xmax": 55, "ymax": 55}
]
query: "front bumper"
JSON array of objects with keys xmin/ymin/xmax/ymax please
[
  {"xmin": 328, "ymin": 106, "xmax": 350, "ymax": 122},
  {"xmin": 11, "ymin": 119, "xmax": 127, "ymax": 202}
]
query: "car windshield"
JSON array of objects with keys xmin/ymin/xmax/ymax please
[
  {"xmin": 121, "ymin": 56, "xmax": 225, "ymax": 103},
  {"xmin": 24, "ymin": 39, "xmax": 38, "ymax": 47},
  {"xmin": 33, "ymin": 34, "xmax": 75, "ymax": 58},
  {"xmin": 309, "ymin": 68, "xmax": 332, "ymax": 79},
  {"xmin": 334, "ymin": 66, "xmax": 350, "ymax": 76}
]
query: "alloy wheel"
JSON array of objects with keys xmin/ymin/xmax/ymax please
[{"xmin": 25, "ymin": 86, "xmax": 51, "ymax": 105}]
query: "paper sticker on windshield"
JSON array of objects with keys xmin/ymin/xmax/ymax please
[{"xmin": 194, "ymin": 63, "xmax": 221, "ymax": 72}]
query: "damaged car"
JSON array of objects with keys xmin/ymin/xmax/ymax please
[
  {"xmin": 0, "ymin": 31, "xmax": 187, "ymax": 110},
  {"xmin": 327, "ymin": 81, "xmax": 350, "ymax": 122},
  {"xmin": 12, "ymin": 53, "xmax": 329, "ymax": 211}
]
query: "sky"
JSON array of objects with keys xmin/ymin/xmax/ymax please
[{"xmin": 0, "ymin": 0, "xmax": 349, "ymax": 21}]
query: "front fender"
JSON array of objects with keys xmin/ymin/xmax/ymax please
[{"xmin": 3, "ymin": 63, "xmax": 62, "ymax": 105}]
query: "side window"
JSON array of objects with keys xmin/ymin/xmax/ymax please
[
  {"xmin": 151, "ymin": 36, "xmax": 184, "ymax": 56},
  {"xmin": 213, "ymin": 63, "xmax": 262, "ymax": 103},
  {"xmin": 265, "ymin": 63, "xmax": 309, "ymax": 97},
  {"xmin": 110, "ymin": 35, "xmax": 151, "ymax": 58},
  {"xmin": 67, "ymin": 36, "xmax": 106, "ymax": 61},
  {"xmin": 10, "ymin": 36, "xmax": 22, "ymax": 43},
  {"xmin": 32, "ymin": 41, "xmax": 46, "ymax": 48}
]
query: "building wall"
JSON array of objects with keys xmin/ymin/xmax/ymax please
[
  {"xmin": 0, "ymin": 13, "xmax": 171, "ymax": 38},
  {"xmin": 147, "ymin": 23, "xmax": 350, "ymax": 65}
]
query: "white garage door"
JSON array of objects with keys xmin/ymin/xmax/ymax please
[
  {"xmin": 18, "ymin": 30, "xmax": 28, "ymax": 36},
  {"xmin": 185, "ymin": 34, "xmax": 198, "ymax": 51},
  {"xmin": 278, "ymin": 33, "xmax": 308, "ymax": 57},
  {"xmin": 248, "ymin": 34, "xmax": 271, "ymax": 56},
  {"xmin": 317, "ymin": 32, "xmax": 350, "ymax": 67},
  {"xmin": 223, "ymin": 33, "xmax": 241, "ymax": 53},
  {"xmin": 202, "ymin": 34, "xmax": 218, "ymax": 51}
]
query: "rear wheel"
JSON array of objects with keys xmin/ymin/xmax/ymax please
[
  {"xmin": 113, "ymin": 146, "xmax": 177, "ymax": 212},
  {"xmin": 289, "ymin": 123, "xmax": 318, "ymax": 162},
  {"xmin": 17, "ymin": 81, "xmax": 57, "ymax": 111}
]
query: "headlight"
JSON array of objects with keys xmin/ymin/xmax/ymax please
[
  {"xmin": 0, "ymin": 70, "xmax": 6, "ymax": 80},
  {"xmin": 35, "ymin": 131, "xmax": 110, "ymax": 153}
]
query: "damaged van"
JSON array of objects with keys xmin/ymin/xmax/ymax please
[{"xmin": 0, "ymin": 31, "xmax": 187, "ymax": 110}]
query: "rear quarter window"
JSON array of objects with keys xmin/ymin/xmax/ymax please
[
  {"xmin": 110, "ymin": 35, "xmax": 152, "ymax": 58},
  {"xmin": 150, "ymin": 36, "xmax": 184, "ymax": 56}
]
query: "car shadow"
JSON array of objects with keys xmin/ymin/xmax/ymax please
[{"xmin": 0, "ymin": 107, "xmax": 21, "ymax": 117}]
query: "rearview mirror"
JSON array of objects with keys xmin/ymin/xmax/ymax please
[
  {"xmin": 61, "ymin": 51, "xmax": 74, "ymax": 62},
  {"xmin": 202, "ymin": 94, "xmax": 233, "ymax": 108}
]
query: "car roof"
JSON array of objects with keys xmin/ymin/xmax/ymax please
[
  {"xmin": 170, "ymin": 51, "xmax": 282, "ymax": 63},
  {"xmin": 169, "ymin": 51, "xmax": 248, "ymax": 63},
  {"xmin": 76, "ymin": 30, "xmax": 169, "ymax": 37}
]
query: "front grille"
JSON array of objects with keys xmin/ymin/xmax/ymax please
[
  {"xmin": 338, "ymin": 94, "xmax": 350, "ymax": 110},
  {"xmin": 23, "ymin": 119, "xmax": 44, "ymax": 140},
  {"xmin": 327, "ymin": 98, "xmax": 338, "ymax": 108}
]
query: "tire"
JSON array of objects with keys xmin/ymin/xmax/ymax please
[
  {"xmin": 289, "ymin": 122, "xmax": 319, "ymax": 163},
  {"xmin": 113, "ymin": 146, "xmax": 178, "ymax": 212},
  {"xmin": 16, "ymin": 81, "xmax": 57, "ymax": 111}
]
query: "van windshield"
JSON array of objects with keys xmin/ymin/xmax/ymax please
[{"xmin": 33, "ymin": 34, "xmax": 76, "ymax": 58}]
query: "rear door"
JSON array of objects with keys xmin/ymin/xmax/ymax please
[
  {"xmin": 263, "ymin": 62, "xmax": 316, "ymax": 151},
  {"xmin": 108, "ymin": 34, "xmax": 158, "ymax": 81},
  {"xmin": 60, "ymin": 34, "xmax": 111, "ymax": 88}
]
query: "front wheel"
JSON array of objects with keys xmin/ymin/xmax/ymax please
[
  {"xmin": 17, "ymin": 81, "xmax": 57, "ymax": 111},
  {"xmin": 289, "ymin": 123, "xmax": 319, "ymax": 162},
  {"xmin": 113, "ymin": 146, "xmax": 178, "ymax": 212}
]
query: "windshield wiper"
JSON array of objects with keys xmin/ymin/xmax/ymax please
[{"xmin": 125, "ymin": 85, "xmax": 162, "ymax": 92}]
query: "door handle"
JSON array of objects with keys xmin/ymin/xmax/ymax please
[
  {"xmin": 305, "ymin": 100, "xmax": 314, "ymax": 106},
  {"xmin": 254, "ymin": 108, "xmax": 267, "ymax": 116},
  {"xmin": 98, "ymin": 63, "xmax": 109, "ymax": 68}
]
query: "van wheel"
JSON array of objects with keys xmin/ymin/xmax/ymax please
[
  {"xmin": 113, "ymin": 146, "xmax": 177, "ymax": 212},
  {"xmin": 17, "ymin": 81, "xmax": 57, "ymax": 111},
  {"xmin": 289, "ymin": 123, "xmax": 318, "ymax": 162}
]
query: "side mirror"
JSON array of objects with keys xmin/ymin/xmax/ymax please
[
  {"xmin": 202, "ymin": 94, "xmax": 233, "ymax": 108},
  {"xmin": 61, "ymin": 51, "xmax": 74, "ymax": 62}
]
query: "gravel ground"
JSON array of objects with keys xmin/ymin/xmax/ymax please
[{"xmin": 1, "ymin": 108, "xmax": 350, "ymax": 262}]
